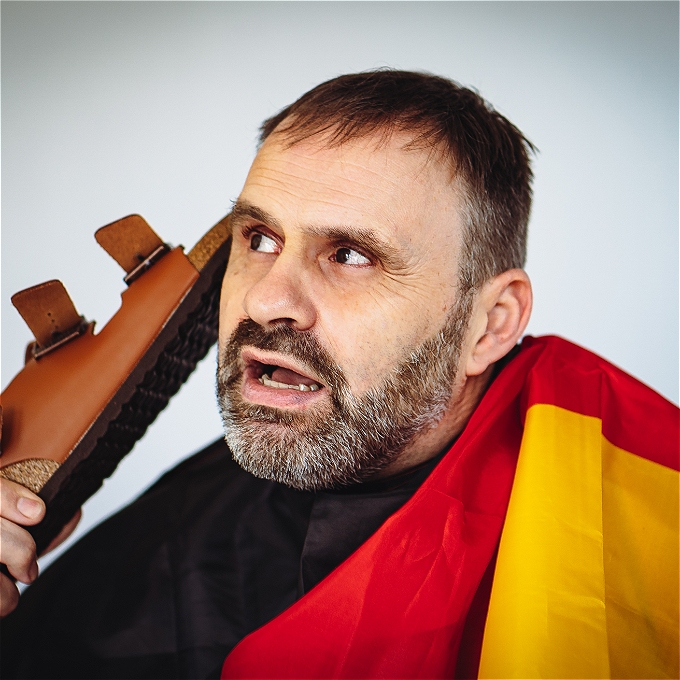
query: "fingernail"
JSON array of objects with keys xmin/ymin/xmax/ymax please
[
  {"xmin": 17, "ymin": 497, "xmax": 42, "ymax": 519},
  {"xmin": 28, "ymin": 561, "xmax": 39, "ymax": 582}
]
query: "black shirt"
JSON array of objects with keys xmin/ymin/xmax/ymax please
[{"xmin": 1, "ymin": 440, "xmax": 444, "ymax": 680}]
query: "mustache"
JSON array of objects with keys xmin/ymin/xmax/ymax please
[{"xmin": 219, "ymin": 319, "xmax": 350, "ymax": 398}]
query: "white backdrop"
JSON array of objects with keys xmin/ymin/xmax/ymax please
[{"xmin": 2, "ymin": 1, "xmax": 677, "ymax": 569}]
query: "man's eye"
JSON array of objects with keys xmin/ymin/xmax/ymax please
[
  {"xmin": 250, "ymin": 232, "xmax": 278, "ymax": 253},
  {"xmin": 334, "ymin": 247, "xmax": 371, "ymax": 266}
]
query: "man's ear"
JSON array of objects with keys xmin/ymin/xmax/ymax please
[{"xmin": 465, "ymin": 269, "xmax": 533, "ymax": 377}]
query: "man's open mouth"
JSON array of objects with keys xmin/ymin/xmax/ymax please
[
  {"xmin": 239, "ymin": 349, "xmax": 325, "ymax": 405},
  {"xmin": 258, "ymin": 366, "xmax": 321, "ymax": 392}
]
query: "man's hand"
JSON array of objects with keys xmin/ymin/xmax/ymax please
[{"xmin": 0, "ymin": 478, "xmax": 81, "ymax": 617}]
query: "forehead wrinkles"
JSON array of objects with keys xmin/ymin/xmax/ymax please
[
  {"xmin": 245, "ymin": 137, "xmax": 456, "ymax": 242},
  {"xmin": 249, "ymin": 146, "xmax": 403, "ymax": 203},
  {"xmin": 248, "ymin": 160, "xmax": 397, "ymax": 211}
]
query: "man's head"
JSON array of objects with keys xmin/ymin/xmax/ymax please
[{"xmin": 217, "ymin": 70, "xmax": 534, "ymax": 490}]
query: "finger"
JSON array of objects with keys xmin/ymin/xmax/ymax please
[
  {"xmin": 0, "ymin": 518, "xmax": 39, "ymax": 584},
  {"xmin": 41, "ymin": 509, "xmax": 82, "ymax": 556},
  {"xmin": 0, "ymin": 478, "xmax": 45, "ymax": 526},
  {"xmin": 0, "ymin": 573, "xmax": 20, "ymax": 618}
]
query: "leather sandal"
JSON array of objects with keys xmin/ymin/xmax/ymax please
[{"xmin": 0, "ymin": 214, "xmax": 231, "ymax": 554}]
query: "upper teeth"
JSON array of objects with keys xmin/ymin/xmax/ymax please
[{"xmin": 260, "ymin": 374, "xmax": 320, "ymax": 392}]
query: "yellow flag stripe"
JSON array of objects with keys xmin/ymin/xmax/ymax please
[
  {"xmin": 479, "ymin": 404, "xmax": 679, "ymax": 679},
  {"xmin": 602, "ymin": 438, "xmax": 679, "ymax": 678},
  {"xmin": 479, "ymin": 405, "xmax": 609, "ymax": 678}
]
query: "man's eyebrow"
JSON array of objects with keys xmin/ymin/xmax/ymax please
[{"xmin": 230, "ymin": 201, "xmax": 283, "ymax": 231}]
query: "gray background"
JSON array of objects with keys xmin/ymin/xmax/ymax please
[{"xmin": 2, "ymin": 1, "xmax": 678, "ymax": 567}]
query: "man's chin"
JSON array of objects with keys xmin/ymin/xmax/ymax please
[
  {"xmin": 224, "ymin": 431, "xmax": 365, "ymax": 492},
  {"xmin": 220, "ymin": 400, "xmax": 389, "ymax": 491}
]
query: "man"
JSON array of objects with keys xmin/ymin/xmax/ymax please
[{"xmin": 1, "ymin": 71, "xmax": 677, "ymax": 679}]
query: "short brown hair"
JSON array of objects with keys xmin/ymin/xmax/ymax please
[{"xmin": 260, "ymin": 70, "xmax": 535, "ymax": 291}]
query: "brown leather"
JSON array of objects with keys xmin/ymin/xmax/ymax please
[
  {"xmin": 24, "ymin": 342, "xmax": 37, "ymax": 365},
  {"xmin": 95, "ymin": 215, "xmax": 165, "ymax": 273},
  {"xmin": 0, "ymin": 248, "xmax": 199, "ymax": 472},
  {"xmin": 11, "ymin": 281, "xmax": 83, "ymax": 349}
]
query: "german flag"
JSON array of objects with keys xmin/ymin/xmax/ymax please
[{"xmin": 222, "ymin": 336, "xmax": 679, "ymax": 679}]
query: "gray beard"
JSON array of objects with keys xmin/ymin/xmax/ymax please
[{"xmin": 216, "ymin": 293, "xmax": 472, "ymax": 491}]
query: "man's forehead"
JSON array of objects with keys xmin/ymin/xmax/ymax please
[
  {"xmin": 239, "ymin": 131, "xmax": 463, "ymax": 245},
  {"xmin": 252, "ymin": 129, "xmax": 450, "ymax": 185}
]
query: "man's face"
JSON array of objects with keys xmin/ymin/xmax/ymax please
[{"xmin": 217, "ymin": 132, "xmax": 472, "ymax": 489}]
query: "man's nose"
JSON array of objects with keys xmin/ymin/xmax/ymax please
[{"xmin": 242, "ymin": 256, "xmax": 317, "ymax": 331}]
